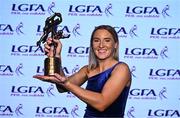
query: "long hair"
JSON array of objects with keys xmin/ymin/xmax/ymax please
[{"xmin": 88, "ymin": 25, "xmax": 119, "ymax": 69}]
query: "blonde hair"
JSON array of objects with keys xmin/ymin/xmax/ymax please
[{"xmin": 88, "ymin": 25, "xmax": 119, "ymax": 69}]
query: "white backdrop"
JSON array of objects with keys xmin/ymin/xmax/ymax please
[{"xmin": 0, "ymin": 0, "xmax": 180, "ymax": 118}]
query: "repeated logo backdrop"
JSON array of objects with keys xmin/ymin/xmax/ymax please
[{"xmin": 0, "ymin": 0, "xmax": 180, "ymax": 118}]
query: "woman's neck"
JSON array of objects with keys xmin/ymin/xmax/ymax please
[{"xmin": 97, "ymin": 59, "xmax": 118, "ymax": 72}]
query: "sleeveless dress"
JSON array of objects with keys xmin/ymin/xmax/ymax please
[{"xmin": 84, "ymin": 62, "xmax": 130, "ymax": 118}]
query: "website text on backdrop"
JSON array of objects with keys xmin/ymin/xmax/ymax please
[{"xmin": 33, "ymin": 24, "xmax": 132, "ymax": 117}]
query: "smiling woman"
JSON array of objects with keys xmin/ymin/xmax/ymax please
[
  {"xmin": 89, "ymin": 25, "xmax": 119, "ymax": 69},
  {"xmin": 33, "ymin": 25, "xmax": 131, "ymax": 117}
]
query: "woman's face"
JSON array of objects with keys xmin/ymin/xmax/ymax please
[{"xmin": 92, "ymin": 29, "xmax": 117, "ymax": 60}]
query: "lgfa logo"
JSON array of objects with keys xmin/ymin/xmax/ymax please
[
  {"xmin": 11, "ymin": 2, "xmax": 56, "ymax": 15},
  {"xmin": 68, "ymin": 3, "xmax": 113, "ymax": 17},
  {"xmin": 35, "ymin": 106, "xmax": 69, "ymax": 117},
  {"xmin": 148, "ymin": 109, "xmax": 180, "ymax": 117},
  {"xmin": 67, "ymin": 46, "xmax": 89, "ymax": 58},
  {"xmin": 130, "ymin": 66, "xmax": 137, "ymax": 78},
  {"xmin": 149, "ymin": 68, "xmax": 180, "ymax": 80},
  {"xmin": 129, "ymin": 87, "xmax": 168, "ymax": 100},
  {"xmin": 125, "ymin": 5, "xmax": 171, "ymax": 18},
  {"xmin": 11, "ymin": 44, "xmax": 44, "ymax": 56},
  {"xmin": 36, "ymin": 24, "xmax": 81, "ymax": 37},
  {"xmin": 150, "ymin": 27, "xmax": 180, "ymax": 39},
  {"xmin": 11, "ymin": 84, "xmax": 55, "ymax": 97},
  {"xmin": 126, "ymin": 106, "xmax": 135, "ymax": 118},
  {"xmin": 124, "ymin": 46, "xmax": 169, "ymax": 60},
  {"xmin": 0, "ymin": 63, "xmax": 24, "ymax": 76},
  {"xmin": 35, "ymin": 105, "xmax": 80, "ymax": 118},
  {"xmin": 0, "ymin": 104, "xmax": 24, "ymax": 117},
  {"xmin": 129, "ymin": 88, "xmax": 157, "ymax": 100},
  {"xmin": 0, "ymin": 22, "xmax": 24, "ymax": 36},
  {"xmin": 114, "ymin": 25, "xmax": 138, "ymax": 38},
  {"xmin": 124, "ymin": 47, "xmax": 158, "ymax": 59}
]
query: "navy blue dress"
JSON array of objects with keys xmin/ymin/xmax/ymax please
[{"xmin": 84, "ymin": 62, "xmax": 130, "ymax": 118}]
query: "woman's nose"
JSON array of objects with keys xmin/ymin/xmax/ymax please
[{"xmin": 99, "ymin": 41, "xmax": 104, "ymax": 47}]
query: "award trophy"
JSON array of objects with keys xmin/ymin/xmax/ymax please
[{"xmin": 36, "ymin": 12, "xmax": 70, "ymax": 76}]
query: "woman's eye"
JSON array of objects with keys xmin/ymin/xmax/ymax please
[
  {"xmin": 105, "ymin": 39, "xmax": 110, "ymax": 42},
  {"xmin": 93, "ymin": 39, "xmax": 99, "ymax": 42}
]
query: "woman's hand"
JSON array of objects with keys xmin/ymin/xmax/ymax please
[
  {"xmin": 44, "ymin": 38, "xmax": 62, "ymax": 58},
  {"xmin": 33, "ymin": 73, "xmax": 68, "ymax": 86}
]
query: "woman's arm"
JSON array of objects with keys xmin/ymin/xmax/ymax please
[
  {"xmin": 56, "ymin": 65, "xmax": 89, "ymax": 92},
  {"xmin": 60, "ymin": 62, "xmax": 131, "ymax": 111}
]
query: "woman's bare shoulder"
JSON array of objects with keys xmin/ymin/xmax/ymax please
[
  {"xmin": 78, "ymin": 65, "xmax": 89, "ymax": 75},
  {"xmin": 115, "ymin": 62, "xmax": 130, "ymax": 70}
]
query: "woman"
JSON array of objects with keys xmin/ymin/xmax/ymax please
[{"xmin": 33, "ymin": 25, "xmax": 131, "ymax": 117}]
